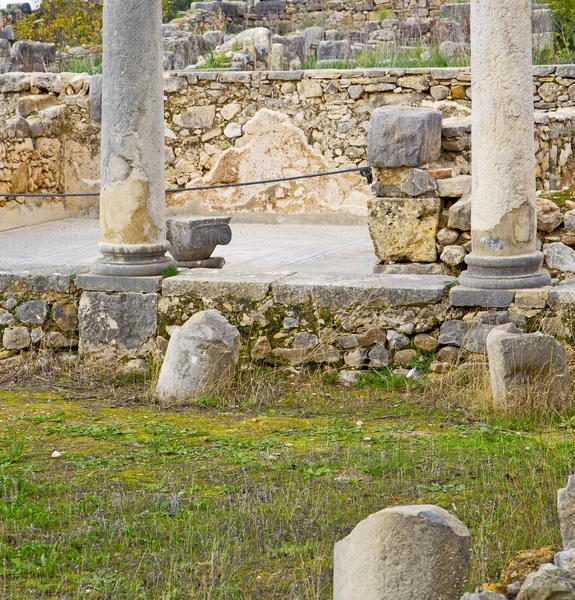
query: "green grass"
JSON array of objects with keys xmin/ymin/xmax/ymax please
[
  {"xmin": 62, "ymin": 55, "xmax": 102, "ymax": 75},
  {"xmin": 0, "ymin": 379, "xmax": 573, "ymax": 598}
]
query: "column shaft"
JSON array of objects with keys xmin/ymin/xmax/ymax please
[
  {"xmin": 460, "ymin": 0, "xmax": 550, "ymax": 289},
  {"xmin": 91, "ymin": 0, "xmax": 173, "ymax": 277}
]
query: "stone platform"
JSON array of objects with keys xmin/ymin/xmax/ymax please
[
  {"xmin": 0, "ymin": 218, "xmax": 452, "ymax": 304},
  {"xmin": 1, "ymin": 218, "xmax": 575, "ymax": 363}
]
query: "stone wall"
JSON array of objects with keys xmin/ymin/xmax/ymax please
[
  {"xmin": 182, "ymin": 0, "xmax": 468, "ymax": 35},
  {"xmin": 3, "ymin": 268, "xmax": 575, "ymax": 383},
  {"xmin": 1, "ymin": 65, "xmax": 575, "ymax": 231}
]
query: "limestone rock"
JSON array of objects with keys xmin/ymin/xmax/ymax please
[
  {"xmin": 368, "ymin": 345, "xmax": 391, "ymax": 367},
  {"xmin": 173, "ymin": 109, "xmax": 364, "ymax": 216},
  {"xmin": 333, "ymin": 505, "xmax": 470, "ymax": 600},
  {"xmin": 486, "ymin": 323, "xmax": 571, "ymax": 411},
  {"xmin": 387, "ymin": 330, "xmax": 410, "ymax": 350},
  {"xmin": 436, "ymin": 175, "xmax": 472, "ymax": 199},
  {"xmin": 558, "ymin": 476, "xmax": 575, "ymax": 550},
  {"xmin": 218, "ymin": 27, "xmax": 271, "ymax": 55},
  {"xmin": 251, "ymin": 336, "xmax": 272, "ymax": 360},
  {"xmin": 395, "ymin": 348, "xmax": 416, "ymax": 367},
  {"xmin": 414, "ymin": 334, "xmax": 439, "ymax": 352},
  {"xmin": 3, "ymin": 327, "xmax": 30, "ymax": 350},
  {"xmin": 369, "ymin": 197, "xmax": 440, "ymax": 263},
  {"xmin": 400, "ymin": 168, "xmax": 437, "ymax": 197},
  {"xmin": 554, "ymin": 548, "xmax": 575, "ymax": 573},
  {"xmin": 317, "ymin": 40, "xmax": 351, "ymax": 61},
  {"xmin": 293, "ymin": 332, "xmax": 318, "ymax": 349},
  {"xmin": 543, "ymin": 242, "xmax": 575, "ymax": 273},
  {"xmin": 0, "ymin": 309, "xmax": 15, "ymax": 326},
  {"xmin": 156, "ymin": 310, "xmax": 240, "ymax": 404},
  {"xmin": 15, "ymin": 300, "xmax": 48, "ymax": 324},
  {"xmin": 537, "ymin": 199, "xmax": 563, "ymax": 233},
  {"xmin": 564, "ymin": 209, "xmax": 575, "ymax": 231},
  {"xmin": 516, "ymin": 564, "xmax": 575, "ymax": 600},
  {"xmin": 173, "ymin": 105, "xmax": 216, "ymax": 130},
  {"xmin": 53, "ymin": 302, "xmax": 78, "ymax": 333},
  {"xmin": 344, "ymin": 348, "xmax": 368, "ymax": 368},
  {"xmin": 448, "ymin": 198, "xmax": 472, "ymax": 231},
  {"xmin": 437, "ymin": 228, "xmax": 459, "ymax": 245},
  {"xmin": 441, "ymin": 245, "xmax": 467, "ymax": 266},
  {"xmin": 368, "ymin": 107, "xmax": 443, "ymax": 168},
  {"xmin": 78, "ymin": 292, "xmax": 158, "ymax": 351}
]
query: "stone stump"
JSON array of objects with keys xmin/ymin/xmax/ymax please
[
  {"xmin": 156, "ymin": 310, "xmax": 240, "ymax": 405},
  {"xmin": 333, "ymin": 504, "xmax": 470, "ymax": 600},
  {"xmin": 486, "ymin": 323, "xmax": 571, "ymax": 412},
  {"xmin": 367, "ymin": 108, "xmax": 443, "ymax": 266}
]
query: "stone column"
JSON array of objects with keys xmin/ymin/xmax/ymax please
[
  {"xmin": 91, "ymin": 0, "xmax": 173, "ymax": 277},
  {"xmin": 459, "ymin": 0, "xmax": 550, "ymax": 290}
]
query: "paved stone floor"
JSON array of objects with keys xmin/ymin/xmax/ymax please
[{"xmin": 0, "ymin": 218, "xmax": 378, "ymax": 276}]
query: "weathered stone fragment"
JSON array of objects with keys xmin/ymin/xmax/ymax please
[
  {"xmin": 441, "ymin": 245, "xmax": 467, "ymax": 266},
  {"xmin": 516, "ymin": 563, "xmax": 575, "ymax": 600},
  {"xmin": 543, "ymin": 242, "xmax": 575, "ymax": 273},
  {"xmin": 53, "ymin": 302, "xmax": 78, "ymax": 332},
  {"xmin": 250, "ymin": 336, "xmax": 271, "ymax": 360},
  {"xmin": 368, "ymin": 345, "xmax": 391, "ymax": 367},
  {"xmin": 156, "ymin": 310, "xmax": 240, "ymax": 404},
  {"xmin": 448, "ymin": 198, "xmax": 472, "ymax": 230},
  {"xmin": 3, "ymin": 327, "xmax": 30, "ymax": 350},
  {"xmin": 486, "ymin": 323, "xmax": 571, "ymax": 411},
  {"xmin": 369, "ymin": 197, "xmax": 440, "ymax": 263},
  {"xmin": 15, "ymin": 300, "xmax": 48, "ymax": 324},
  {"xmin": 558, "ymin": 476, "xmax": 575, "ymax": 551},
  {"xmin": 333, "ymin": 505, "xmax": 470, "ymax": 600},
  {"xmin": 368, "ymin": 107, "xmax": 443, "ymax": 168},
  {"xmin": 537, "ymin": 199, "xmax": 563, "ymax": 233},
  {"xmin": 436, "ymin": 175, "xmax": 472, "ymax": 198}
]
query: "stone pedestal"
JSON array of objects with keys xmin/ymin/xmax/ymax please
[
  {"xmin": 90, "ymin": 0, "xmax": 173, "ymax": 277},
  {"xmin": 459, "ymin": 0, "xmax": 550, "ymax": 290}
]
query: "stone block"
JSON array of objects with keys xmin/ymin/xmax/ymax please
[
  {"xmin": 156, "ymin": 310, "xmax": 240, "ymax": 405},
  {"xmin": 15, "ymin": 300, "xmax": 48, "ymax": 324},
  {"xmin": 77, "ymin": 274, "xmax": 162, "ymax": 293},
  {"xmin": 3, "ymin": 327, "xmax": 30, "ymax": 350},
  {"xmin": 173, "ymin": 105, "xmax": 216, "ymax": 129},
  {"xmin": 333, "ymin": 505, "xmax": 470, "ymax": 600},
  {"xmin": 368, "ymin": 197, "xmax": 440, "ymax": 263},
  {"xmin": 52, "ymin": 302, "xmax": 78, "ymax": 333},
  {"xmin": 317, "ymin": 40, "xmax": 351, "ymax": 61},
  {"xmin": 450, "ymin": 287, "xmax": 516, "ymax": 309},
  {"xmin": 448, "ymin": 198, "xmax": 472, "ymax": 231},
  {"xmin": 436, "ymin": 175, "xmax": 472, "ymax": 199},
  {"xmin": 367, "ymin": 107, "xmax": 442, "ymax": 168},
  {"xmin": 368, "ymin": 345, "xmax": 391, "ymax": 367},
  {"xmin": 78, "ymin": 292, "xmax": 158, "ymax": 352},
  {"xmin": 486, "ymin": 323, "xmax": 571, "ymax": 411},
  {"xmin": 11, "ymin": 40, "xmax": 56, "ymax": 72}
]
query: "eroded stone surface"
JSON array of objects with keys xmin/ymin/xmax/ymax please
[
  {"xmin": 333, "ymin": 504, "xmax": 470, "ymax": 600},
  {"xmin": 156, "ymin": 309, "xmax": 240, "ymax": 405}
]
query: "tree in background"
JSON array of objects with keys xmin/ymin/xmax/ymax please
[
  {"xmin": 547, "ymin": 0, "xmax": 575, "ymax": 61},
  {"xmin": 14, "ymin": 0, "xmax": 102, "ymax": 48},
  {"xmin": 163, "ymin": 0, "xmax": 191, "ymax": 23}
]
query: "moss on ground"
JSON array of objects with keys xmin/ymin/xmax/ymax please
[{"xmin": 0, "ymin": 380, "xmax": 573, "ymax": 599}]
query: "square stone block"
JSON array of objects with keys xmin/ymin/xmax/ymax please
[
  {"xmin": 368, "ymin": 107, "xmax": 443, "ymax": 168},
  {"xmin": 368, "ymin": 197, "xmax": 440, "ymax": 263}
]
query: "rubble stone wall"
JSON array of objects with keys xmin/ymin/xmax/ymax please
[
  {"xmin": 185, "ymin": 0, "xmax": 464, "ymax": 34},
  {"xmin": 1, "ymin": 65, "xmax": 575, "ymax": 231}
]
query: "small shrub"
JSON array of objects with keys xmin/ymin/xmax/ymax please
[{"xmin": 377, "ymin": 8, "xmax": 390, "ymax": 22}]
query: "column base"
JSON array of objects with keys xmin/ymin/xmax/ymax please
[
  {"xmin": 459, "ymin": 252, "xmax": 551, "ymax": 290},
  {"xmin": 90, "ymin": 242, "xmax": 174, "ymax": 277}
]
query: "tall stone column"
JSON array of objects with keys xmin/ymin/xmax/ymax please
[
  {"xmin": 91, "ymin": 0, "xmax": 173, "ymax": 277},
  {"xmin": 459, "ymin": 0, "xmax": 550, "ymax": 290}
]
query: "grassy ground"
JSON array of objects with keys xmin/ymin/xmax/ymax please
[{"xmin": 0, "ymin": 362, "xmax": 573, "ymax": 599}]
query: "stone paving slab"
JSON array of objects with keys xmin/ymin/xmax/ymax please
[{"xmin": 0, "ymin": 218, "xmax": 455, "ymax": 303}]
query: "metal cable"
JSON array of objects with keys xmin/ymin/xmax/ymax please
[{"xmin": 0, "ymin": 166, "xmax": 372, "ymax": 199}]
